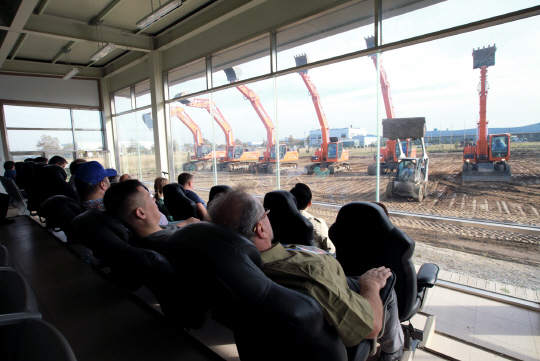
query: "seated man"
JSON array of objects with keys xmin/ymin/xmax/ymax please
[
  {"xmin": 120, "ymin": 174, "xmax": 132, "ymax": 182},
  {"xmin": 208, "ymin": 188, "xmax": 404, "ymax": 361},
  {"xmin": 3, "ymin": 161, "xmax": 16, "ymax": 182},
  {"xmin": 103, "ymin": 179, "xmax": 198, "ymax": 252},
  {"xmin": 48, "ymin": 156, "xmax": 68, "ymax": 169},
  {"xmin": 178, "ymin": 172, "xmax": 208, "ymax": 220},
  {"xmin": 401, "ymin": 162, "xmax": 414, "ymax": 179},
  {"xmin": 68, "ymin": 159, "xmax": 87, "ymax": 186},
  {"xmin": 492, "ymin": 138, "xmax": 507, "ymax": 152},
  {"xmin": 289, "ymin": 183, "xmax": 336, "ymax": 254},
  {"xmin": 74, "ymin": 161, "xmax": 117, "ymax": 211}
]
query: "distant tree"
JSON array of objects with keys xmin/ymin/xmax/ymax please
[
  {"xmin": 36, "ymin": 134, "xmax": 60, "ymax": 150},
  {"xmin": 203, "ymin": 138, "xmax": 211, "ymax": 145},
  {"xmin": 288, "ymin": 135, "xmax": 295, "ymax": 145},
  {"xmin": 454, "ymin": 141, "xmax": 459, "ymax": 150},
  {"xmin": 235, "ymin": 138, "xmax": 242, "ymax": 145},
  {"xmin": 127, "ymin": 138, "xmax": 137, "ymax": 155},
  {"xmin": 172, "ymin": 140, "xmax": 180, "ymax": 152},
  {"xmin": 63, "ymin": 143, "xmax": 74, "ymax": 150},
  {"xmin": 242, "ymin": 142, "xmax": 249, "ymax": 148}
]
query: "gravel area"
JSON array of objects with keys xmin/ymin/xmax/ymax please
[{"xmin": 413, "ymin": 242, "xmax": 540, "ymax": 291}]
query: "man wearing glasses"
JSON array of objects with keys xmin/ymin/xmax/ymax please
[{"xmin": 208, "ymin": 188, "xmax": 404, "ymax": 361}]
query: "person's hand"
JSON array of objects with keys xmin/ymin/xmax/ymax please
[
  {"xmin": 358, "ymin": 266, "xmax": 391, "ymax": 290},
  {"xmin": 178, "ymin": 217, "xmax": 200, "ymax": 227}
]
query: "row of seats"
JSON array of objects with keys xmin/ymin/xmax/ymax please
[{"xmin": 0, "ymin": 245, "xmax": 77, "ymax": 361}]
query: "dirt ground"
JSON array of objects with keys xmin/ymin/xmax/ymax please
[{"xmin": 193, "ymin": 150, "xmax": 540, "ymax": 269}]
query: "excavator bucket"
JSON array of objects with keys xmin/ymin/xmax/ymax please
[
  {"xmin": 294, "ymin": 54, "xmax": 309, "ymax": 74},
  {"xmin": 174, "ymin": 91, "xmax": 191, "ymax": 105},
  {"xmin": 364, "ymin": 35, "xmax": 375, "ymax": 49},
  {"xmin": 223, "ymin": 66, "xmax": 242, "ymax": 82},
  {"xmin": 472, "ymin": 45, "xmax": 496, "ymax": 69},
  {"xmin": 383, "ymin": 117, "xmax": 426, "ymax": 140}
]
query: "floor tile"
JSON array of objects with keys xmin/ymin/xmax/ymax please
[
  {"xmin": 476, "ymin": 296, "xmax": 532, "ymax": 326},
  {"xmin": 413, "ymin": 349, "xmax": 444, "ymax": 360},
  {"xmin": 434, "ymin": 320, "xmax": 475, "ymax": 343},
  {"xmin": 426, "ymin": 299, "xmax": 476, "ymax": 333},
  {"xmin": 474, "ymin": 335, "xmax": 540, "ymax": 361},
  {"xmin": 530, "ymin": 311, "xmax": 540, "ymax": 330},
  {"xmin": 469, "ymin": 347, "xmax": 510, "ymax": 360},
  {"xmin": 532, "ymin": 327, "xmax": 540, "ymax": 358},
  {"xmin": 429, "ymin": 333, "xmax": 471, "ymax": 361},
  {"xmin": 430, "ymin": 287, "xmax": 478, "ymax": 311},
  {"xmin": 474, "ymin": 312, "xmax": 537, "ymax": 354}
]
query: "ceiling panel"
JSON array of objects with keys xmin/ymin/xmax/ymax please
[
  {"xmin": 43, "ymin": 0, "xmax": 112, "ymax": 23},
  {"xmin": 14, "ymin": 34, "xmax": 68, "ymax": 61}
]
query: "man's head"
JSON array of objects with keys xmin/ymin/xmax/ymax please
[
  {"xmin": 208, "ymin": 188, "xmax": 273, "ymax": 252},
  {"xmin": 48, "ymin": 156, "xmax": 67, "ymax": 168},
  {"xmin": 74, "ymin": 161, "xmax": 117, "ymax": 201},
  {"xmin": 407, "ymin": 163, "xmax": 413, "ymax": 169},
  {"xmin": 3, "ymin": 161, "xmax": 15, "ymax": 171},
  {"xmin": 104, "ymin": 179, "xmax": 163, "ymax": 230},
  {"xmin": 289, "ymin": 183, "xmax": 312, "ymax": 210},
  {"xmin": 178, "ymin": 172, "xmax": 194, "ymax": 188},
  {"xmin": 496, "ymin": 138, "xmax": 501, "ymax": 144},
  {"xmin": 69, "ymin": 159, "xmax": 86, "ymax": 176},
  {"xmin": 120, "ymin": 174, "xmax": 132, "ymax": 182}
]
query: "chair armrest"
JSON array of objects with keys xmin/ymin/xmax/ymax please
[
  {"xmin": 417, "ymin": 263, "xmax": 439, "ymax": 289},
  {"xmin": 380, "ymin": 271, "xmax": 396, "ymax": 308},
  {"xmin": 0, "ymin": 312, "xmax": 42, "ymax": 326}
]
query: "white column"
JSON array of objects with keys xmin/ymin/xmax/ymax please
[
  {"xmin": 148, "ymin": 50, "xmax": 169, "ymax": 178},
  {"xmin": 99, "ymin": 77, "xmax": 117, "ymax": 170}
]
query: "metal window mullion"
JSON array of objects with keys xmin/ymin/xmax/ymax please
[
  {"xmin": 163, "ymin": 72, "xmax": 174, "ymax": 181},
  {"xmin": 111, "ymin": 105, "xmax": 152, "ymax": 117},
  {"xmin": 270, "ymin": 30, "xmax": 278, "ymax": 74},
  {"xmin": 206, "ymin": 56, "xmax": 213, "ymax": 90},
  {"xmin": 70, "ymin": 108, "xmax": 77, "ymax": 154},
  {"xmin": 0, "ymin": 104, "xmax": 10, "ymax": 161},
  {"xmin": 6, "ymin": 127, "xmax": 74, "ymax": 131},
  {"xmin": 130, "ymin": 85, "xmax": 136, "ymax": 110}
]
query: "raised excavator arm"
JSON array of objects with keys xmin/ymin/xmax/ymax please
[
  {"xmin": 223, "ymin": 66, "xmax": 275, "ymax": 161},
  {"xmin": 176, "ymin": 95, "xmax": 235, "ymax": 149},
  {"xmin": 293, "ymin": 54, "xmax": 331, "ymax": 160},
  {"xmin": 365, "ymin": 36, "xmax": 395, "ymax": 120},
  {"xmin": 170, "ymin": 106, "xmax": 204, "ymax": 154}
]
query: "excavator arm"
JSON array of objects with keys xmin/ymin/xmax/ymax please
[
  {"xmin": 224, "ymin": 67, "xmax": 275, "ymax": 159},
  {"xmin": 184, "ymin": 98, "xmax": 235, "ymax": 149},
  {"xmin": 170, "ymin": 106, "xmax": 204, "ymax": 153}
]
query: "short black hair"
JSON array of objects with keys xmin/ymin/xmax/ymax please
[
  {"xmin": 103, "ymin": 179, "xmax": 144, "ymax": 221},
  {"xmin": 289, "ymin": 183, "xmax": 312, "ymax": 210},
  {"xmin": 34, "ymin": 157, "xmax": 49, "ymax": 163},
  {"xmin": 178, "ymin": 172, "xmax": 194, "ymax": 186},
  {"xmin": 48, "ymin": 156, "xmax": 67, "ymax": 166},
  {"xmin": 69, "ymin": 159, "xmax": 87, "ymax": 175},
  {"xmin": 3, "ymin": 161, "xmax": 15, "ymax": 170}
]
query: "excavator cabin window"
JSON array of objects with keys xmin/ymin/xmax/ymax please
[
  {"xmin": 328, "ymin": 143, "xmax": 337, "ymax": 159},
  {"xmin": 197, "ymin": 145, "xmax": 212, "ymax": 158},
  {"xmin": 491, "ymin": 136, "xmax": 508, "ymax": 158},
  {"xmin": 234, "ymin": 146, "xmax": 243, "ymax": 159}
]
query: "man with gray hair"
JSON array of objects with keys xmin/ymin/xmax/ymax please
[{"xmin": 208, "ymin": 188, "xmax": 404, "ymax": 361}]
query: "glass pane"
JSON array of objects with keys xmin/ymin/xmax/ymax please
[
  {"xmin": 168, "ymin": 58, "xmax": 206, "ymax": 100},
  {"xmin": 10, "ymin": 154, "xmax": 43, "ymax": 162},
  {"xmin": 211, "ymin": 79, "xmax": 276, "ymax": 195},
  {"xmin": 277, "ymin": 0, "xmax": 374, "ymax": 71},
  {"xmin": 7, "ymin": 130, "xmax": 74, "ymax": 152},
  {"xmin": 116, "ymin": 111, "xmax": 156, "ymax": 184},
  {"xmin": 113, "ymin": 87, "xmax": 132, "ymax": 113},
  {"xmin": 76, "ymin": 150, "xmax": 112, "ymax": 170},
  {"xmin": 75, "ymin": 131, "xmax": 103, "ymax": 150},
  {"xmin": 381, "ymin": 0, "xmax": 540, "ymax": 44},
  {"xmin": 135, "ymin": 80, "xmax": 152, "ymax": 108},
  {"xmin": 4, "ymin": 105, "xmax": 72, "ymax": 128},
  {"xmin": 212, "ymin": 34, "xmax": 270, "ymax": 88},
  {"xmin": 73, "ymin": 109, "xmax": 102, "ymax": 129}
]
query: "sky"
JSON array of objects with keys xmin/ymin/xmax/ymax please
[{"xmin": 4, "ymin": 0, "xmax": 540, "ymax": 151}]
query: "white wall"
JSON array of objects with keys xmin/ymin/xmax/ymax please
[{"xmin": 0, "ymin": 74, "xmax": 100, "ymax": 107}]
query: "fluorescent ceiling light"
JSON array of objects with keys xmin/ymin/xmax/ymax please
[
  {"xmin": 63, "ymin": 68, "xmax": 80, "ymax": 80},
  {"xmin": 90, "ymin": 43, "xmax": 116, "ymax": 62},
  {"xmin": 136, "ymin": 0, "xmax": 182, "ymax": 30}
]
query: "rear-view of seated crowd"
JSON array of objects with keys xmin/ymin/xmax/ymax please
[{"xmin": 1, "ymin": 156, "xmax": 439, "ymax": 361}]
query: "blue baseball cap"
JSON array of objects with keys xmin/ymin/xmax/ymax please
[{"xmin": 74, "ymin": 161, "xmax": 117, "ymax": 187}]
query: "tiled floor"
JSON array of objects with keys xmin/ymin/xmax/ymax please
[{"xmin": 419, "ymin": 285, "xmax": 540, "ymax": 361}]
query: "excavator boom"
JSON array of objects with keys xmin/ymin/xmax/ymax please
[{"xmin": 170, "ymin": 106, "xmax": 204, "ymax": 153}]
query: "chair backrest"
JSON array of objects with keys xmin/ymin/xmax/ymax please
[
  {"xmin": 162, "ymin": 222, "xmax": 346, "ymax": 361},
  {"xmin": 40, "ymin": 196, "xmax": 84, "ymax": 243},
  {"xmin": 0, "ymin": 269, "xmax": 39, "ymax": 315},
  {"xmin": 207, "ymin": 184, "xmax": 231, "ymax": 208},
  {"xmin": 40, "ymin": 165, "xmax": 79, "ymax": 202},
  {"xmin": 263, "ymin": 190, "xmax": 314, "ymax": 246},
  {"xmin": 71, "ymin": 210, "xmax": 208, "ymax": 329},
  {"xmin": 22, "ymin": 162, "xmax": 39, "ymax": 211},
  {"xmin": 0, "ymin": 319, "xmax": 77, "ymax": 361},
  {"xmin": 163, "ymin": 183, "xmax": 197, "ymax": 221},
  {"xmin": 14, "ymin": 162, "xmax": 25, "ymax": 189},
  {"xmin": 328, "ymin": 202, "xmax": 417, "ymax": 321},
  {"xmin": 0, "ymin": 176, "xmax": 27, "ymax": 214},
  {"xmin": 0, "ymin": 245, "xmax": 15, "ymax": 268}
]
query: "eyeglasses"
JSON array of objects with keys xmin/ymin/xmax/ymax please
[{"xmin": 253, "ymin": 209, "xmax": 270, "ymax": 232}]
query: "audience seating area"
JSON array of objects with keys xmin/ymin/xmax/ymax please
[{"xmin": 1, "ymin": 168, "xmax": 439, "ymax": 361}]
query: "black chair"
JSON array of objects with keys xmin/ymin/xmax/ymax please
[
  {"xmin": 71, "ymin": 210, "xmax": 209, "ymax": 329},
  {"xmin": 0, "ymin": 268, "xmax": 40, "ymax": 317},
  {"xmin": 328, "ymin": 202, "xmax": 439, "ymax": 349},
  {"xmin": 0, "ymin": 176, "xmax": 27, "ymax": 215},
  {"xmin": 40, "ymin": 196, "xmax": 84, "ymax": 243},
  {"xmin": 162, "ymin": 222, "xmax": 377, "ymax": 361},
  {"xmin": 21, "ymin": 162, "xmax": 39, "ymax": 213},
  {"xmin": 207, "ymin": 184, "xmax": 231, "ymax": 208},
  {"xmin": 0, "ymin": 319, "xmax": 77, "ymax": 361},
  {"xmin": 40, "ymin": 165, "xmax": 79, "ymax": 203},
  {"xmin": 163, "ymin": 183, "xmax": 198, "ymax": 221},
  {"xmin": 13, "ymin": 162, "xmax": 25, "ymax": 190},
  {"xmin": 0, "ymin": 245, "xmax": 15, "ymax": 268},
  {"xmin": 263, "ymin": 190, "xmax": 314, "ymax": 246}
]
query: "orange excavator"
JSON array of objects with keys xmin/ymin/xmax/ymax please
[
  {"xmin": 293, "ymin": 54, "xmax": 350, "ymax": 175},
  {"xmin": 364, "ymin": 36, "xmax": 416, "ymax": 175},
  {"xmin": 169, "ymin": 106, "xmax": 226, "ymax": 171},
  {"xmin": 462, "ymin": 45, "xmax": 511, "ymax": 182},
  {"xmin": 175, "ymin": 93, "xmax": 259, "ymax": 172},
  {"xmin": 223, "ymin": 66, "xmax": 299, "ymax": 173}
]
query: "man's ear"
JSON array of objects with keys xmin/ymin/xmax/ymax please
[{"xmin": 134, "ymin": 207, "xmax": 146, "ymax": 220}]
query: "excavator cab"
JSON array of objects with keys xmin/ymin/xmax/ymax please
[
  {"xmin": 197, "ymin": 145, "xmax": 212, "ymax": 159},
  {"xmin": 228, "ymin": 145, "xmax": 244, "ymax": 160},
  {"xmin": 489, "ymin": 134, "xmax": 510, "ymax": 160},
  {"xmin": 270, "ymin": 144, "xmax": 287, "ymax": 160}
]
